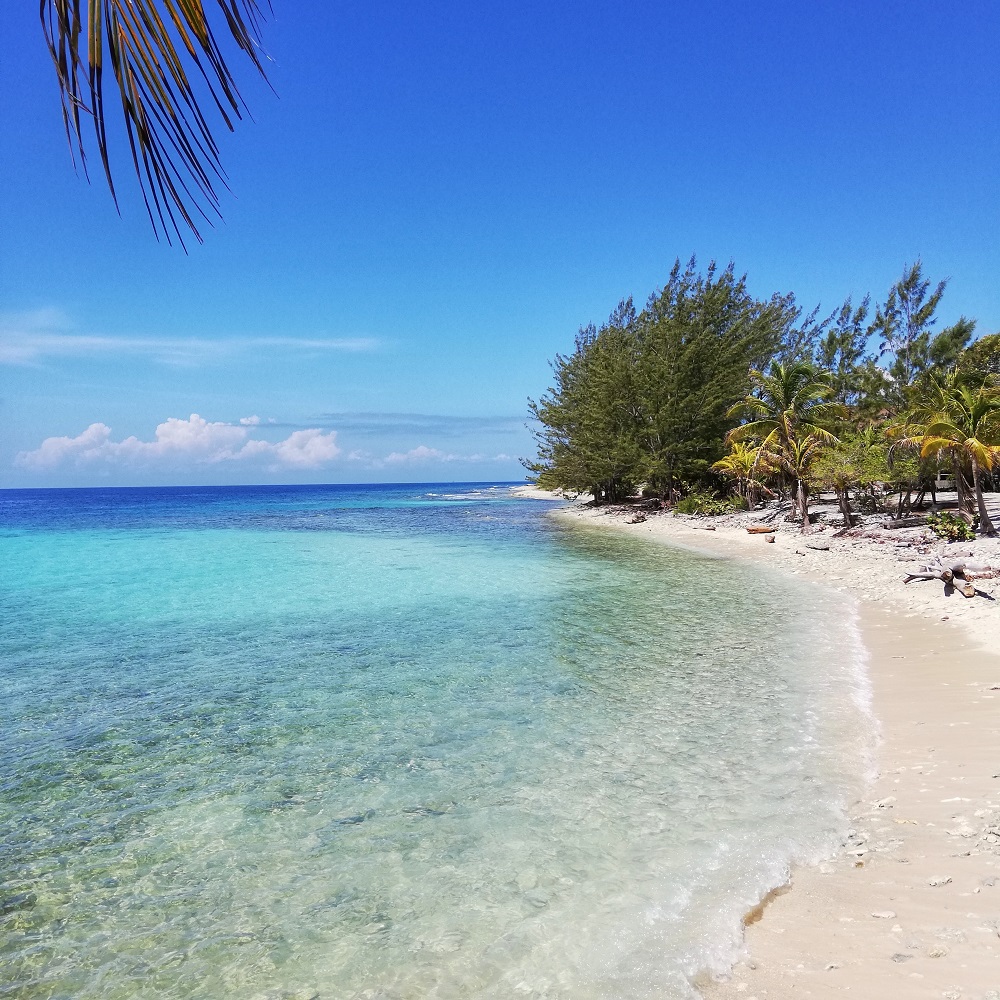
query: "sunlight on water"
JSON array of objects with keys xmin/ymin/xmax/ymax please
[{"xmin": 0, "ymin": 485, "xmax": 872, "ymax": 999}]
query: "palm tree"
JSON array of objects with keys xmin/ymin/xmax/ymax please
[
  {"xmin": 711, "ymin": 440, "xmax": 772, "ymax": 507},
  {"xmin": 727, "ymin": 362, "xmax": 842, "ymax": 530},
  {"xmin": 773, "ymin": 433, "xmax": 829, "ymax": 529},
  {"xmin": 914, "ymin": 381, "xmax": 1000, "ymax": 536},
  {"xmin": 893, "ymin": 372, "xmax": 1000, "ymax": 524},
  {"xmin": 40, "ymin": 1, "xmax": 271, "ymax": 246}
]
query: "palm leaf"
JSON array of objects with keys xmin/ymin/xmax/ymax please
[
  {"xmin": 40, "ymin": 0, "xmax": 271, "ymax": 247},
  {"xmin": 919, "ymin": 434, "xmax": 962, "ymax": 460},
  {"xmin": 965, "ymin": 437, "xmax": 1000, "ymax": 470},
  {"xmin": 726, "ymin": 419, "xmax": 781, "ymax": 447}
]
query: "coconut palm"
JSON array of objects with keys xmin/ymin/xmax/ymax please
[
  {"xmin": 913, "ymin": 382, "xmax": 1000, "ymax": 536},
  {"xmin": 767, "ymin": 433, "xmax": 829, "ymax": 530},
  {"xmin": 726, "ymin": 362, "xmax": 842, "ymax": 529},
  {"xmin": 40, "ymin": 1, "xmax": 271, "ymax": 246},
  {"xmin": 711, "ymin": 440, "xmax": 772, "ymax": 507},
  {"xmin": 892, "ymin": 372, "xmax": 999, "ymax": 523}
]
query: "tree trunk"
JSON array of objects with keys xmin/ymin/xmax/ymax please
[
  {"xmin": 797, "ymin": 478, "xmax": 809, "ymax": 532},
  {"xmin": 836, "ymin": 487, "xmax": 854, "ymax": 527},
  {"xmin": 971, "ymin": 458, "xmax": 997, "ymax": 536},
  {"xmin": 954, "ymin": 457, "xmax": 970, "ymax": 513}
]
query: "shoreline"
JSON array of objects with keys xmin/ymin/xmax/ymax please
[{"xmin": 529, "ymin": 493, "xmax": 1000, "ymax": 997}]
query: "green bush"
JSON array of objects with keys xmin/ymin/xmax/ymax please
[
  {"xmin": 675, "ymin": 491, "xmax": 739, "ymax": 516},
  {"xmin": 927, "ymin": 511, "xmax": 976, "ymax": 542}
]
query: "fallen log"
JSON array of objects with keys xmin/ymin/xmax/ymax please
[
  {"xmin": 747, "ymin": 525, "xmax": 776, "ymax": 534},
  {"xmin": 883, "ymin": 517, "xmax": 928, "ymax": 529},
  {"xmin": 940, "ymin": 560, "xmax": 991, "ymax": 575},
  {"xmin": 903, "ymin": 559, "xmax": 995, "ymax": 599},
  {"xmin": 806, "ymin": 543, "xmax": 831, "ymax": 551},
  {"xmin": 904, "ymin": 569, "xmax": 953, "ymax": 584}
]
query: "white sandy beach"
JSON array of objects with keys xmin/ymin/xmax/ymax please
[{"xmin": 519, "ymin": 488, "xmax": 1000, "ymax": 998}]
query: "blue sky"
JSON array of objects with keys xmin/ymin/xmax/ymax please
[{"xmin": 1, "ymin": 1, "xmax": 998, "ymax": 487}]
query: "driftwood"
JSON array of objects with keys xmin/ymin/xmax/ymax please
[
  {"xmin": 903, "ymin": 558, "xmax": 994, "ymax": 599},
  {"xmin": 747, "ymin": 525, "xmax": 776, "ymax": 534},
  {"xmin": 883, "ymin": 517, "xmax": 928, "ymax": 530},
  {"xmin": 627, "ymin": 513, "xmax": 647, "ymax": 524},
  {"xmin": 806, "ymin": 542, "xmax": 831, "ymax": 551}
]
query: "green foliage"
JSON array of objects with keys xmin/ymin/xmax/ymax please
[
  {"xmin": 526, "ymin": 300, "xmax": 642, "ymax": 502},
  {"xmin": 528, "ymin": 257, "xmax": 794, "ymax": 501},
  {"xmin": 814, "ymin": 296, "xmax": 871, "ymax": 407},
  {"xmin": 674, "ymin": 491, "xmax": 740, "ymax": 516},
  {"xmin": 727, "ymin": 361, "xmax": 842, "ymax": 460},
  {"xmin": 712, "ymin": 441, "xmax": 773, "ymax": 504},
  {"xmin": 909, "ymin": 377, "xmax": 1000, "ymax": 535},
  {"xmin": 956, "ymin": 333, "xmax": 1000, "ymax": 382},
  {"xmin": 808, "ymin": 430, "xmax": 890, "ymax": 492},
  {"xmin": 872, "ymin": 259, "xmax": 948, "ymax": 394},
  {"xmin": 929, "ymin": 317, "xmax": 977, "ymax": 373},
  {"xmin": 927, "ymin": 512, "xmax": 976, "ymax": 542},
  {"xmin": 631, "ymin": 259, "xmax": 791, "ymax": 492},
  {"xmin": 42, "ymin": 1, "xmax": 271, "ymax": 247},
  {"xmin": 528, "ymin": 256, "xmax": 997, "ymax": 524}
]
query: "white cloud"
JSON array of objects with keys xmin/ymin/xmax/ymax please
[
  {"xmin": 384, "ymin": 445, "xmax": 453, "ymax": 465},
  {"xmin": 0, "ymin": 310, "xmax": 379, "ymax": 366},
  {"xmin": 380, "ymin": 444, "xmax": 514, "ymax": 466},
  {"xmin": 239, "ymin": 415, "xmax": 261, "ymax": 425},
  {"xmin": 270, "ymin": 428, "xmax": 342, "ymax": 467},
  {"xmin": 16, "ymin": 415, "xmax": 340, "ymax": 471},
  {"xmin": 18, "ymin": 422, "xmax": 115, "ymax": 469}
]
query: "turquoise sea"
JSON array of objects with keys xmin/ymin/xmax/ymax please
[{"xmin": 0, "ymin": 484, "xmax": 872, "ymax": 999}]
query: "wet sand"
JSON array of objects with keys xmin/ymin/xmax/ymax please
[
  {"xmin": 543, "ymin": 500, "xmax": 1000, "ymax": 998},
  {"xmin": 701, "ymin": 606, "xmax": 1000, "ymax": 999}
]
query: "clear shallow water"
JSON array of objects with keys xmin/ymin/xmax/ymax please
[{"xmin": 0, "ymin": 484, "xmax": 872, "ymax": 999}]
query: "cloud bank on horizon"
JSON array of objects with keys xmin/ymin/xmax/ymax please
[
  {"xmin": 15, "ymin": 415, "xmax": 513, "ymax": 476},
  {"xmin": 16, "ymin": 415, "xmax": 340, "ymax": 471}
]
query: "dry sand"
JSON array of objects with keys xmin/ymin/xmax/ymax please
[{"xmin": 529, "ymin": 494, "xmax": 1000, "ymax": 998}]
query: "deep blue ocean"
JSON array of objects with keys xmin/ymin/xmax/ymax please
[{"xmin": 0, "ymin": 483, "xmax": 872, "ymax": 998}]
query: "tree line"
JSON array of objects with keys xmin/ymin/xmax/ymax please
[{"xmin": 527, "ymin": 257, "xmax": 1000, "ymax": 535}]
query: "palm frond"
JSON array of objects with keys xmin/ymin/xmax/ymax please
[
  {"xmin": 922, "ymin": 419, "xmax": 965, "ymax": 443},
  {"xmin": 965, "ymin": 438, "xmax": 1000, "ymax": 470},
  {"xmin": 919, "ymin": 434, "xmax": 962, "ymax": 460},
  {"xmin": 40, "ymin": 0, "xmax": 271, "ymax": 247},
  {"xmin": 797, "ymin": 422, "xmax": 839, "ymax": 446},
  {"xmin": 725, "ymin": 397, "xmax": 771, "ymax": 421},
  {"xmin": 726, "ymin": 419, "xmax": 780, "ymax": 446}
]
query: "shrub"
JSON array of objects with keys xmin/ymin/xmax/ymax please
[
  {"xmin": 927, "ymin": 511, "xmax": 976, "ymax": 542},
  {"xmin": 675, "ymin": 491, "xmax": 740, "ymax": 516}
]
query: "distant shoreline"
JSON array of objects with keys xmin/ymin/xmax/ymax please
[{"xmin": 528, "ymin": 491, "xmax": 1000, "ymax": 996}]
